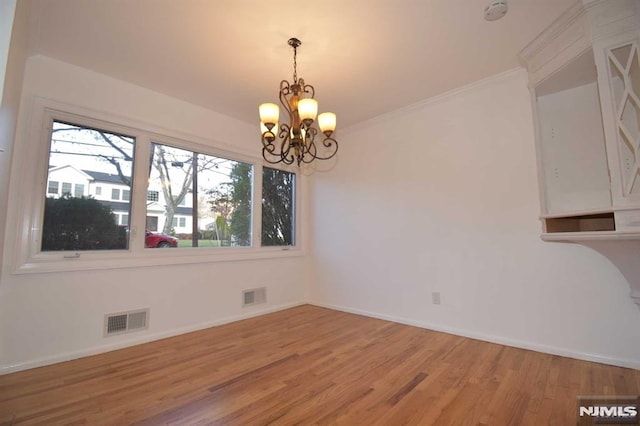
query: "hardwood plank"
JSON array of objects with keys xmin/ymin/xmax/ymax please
[{"xmin": 0, "ymin": 305, "xmax": 638, "ymax": 425}]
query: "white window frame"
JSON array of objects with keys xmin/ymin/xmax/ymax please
[{"xmin": 9, "ymin": 98, "xmax": 302, "ymax": 274}]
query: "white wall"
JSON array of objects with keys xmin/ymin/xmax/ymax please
[
  {"xmin": 309, "ymin": 69, "xmax": 640, "ymax": 368},
  {"xmin": 0, "ymin": 55, "xmax": 309, "ymax": 372},
  {"xmin": 0, "ymin": 0, "xmax": 29, "ymax": 279}
]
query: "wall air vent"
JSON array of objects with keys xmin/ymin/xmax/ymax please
[
  {"xmin": 104, "ymin": 308, "xmax": 149, "ymax": 337},
  {"xmin": 243, "ymin": 287, "xmax": 267, "ymax": 307}
]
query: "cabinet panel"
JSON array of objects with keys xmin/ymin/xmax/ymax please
[{"xmin": 537, "ymin": 81, "xmax": 612, "ymax": 214}]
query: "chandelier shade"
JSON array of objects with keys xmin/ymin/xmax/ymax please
[{"xmin": 259, "ymin": 38, "xmax": 338, "ymax": 166}]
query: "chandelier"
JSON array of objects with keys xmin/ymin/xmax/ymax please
[{"xmin": 259, "ymin": 38, "xmax": 338, "ymax": 166}]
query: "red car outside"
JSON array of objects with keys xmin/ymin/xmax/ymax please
[{"xmin": 145, "ymin": 231, "xmax": 178, "ymax": 248}]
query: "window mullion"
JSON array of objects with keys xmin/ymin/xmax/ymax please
[
  {"xmin": 253, "ymin": 163, "xmax": 263, "ymax": 248},
  {"xmin": 130, "ymin": 132, "xmax": 152, "ymax": 252}
]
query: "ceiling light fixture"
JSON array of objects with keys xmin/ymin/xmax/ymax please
[{"xmin": 259, "ymin": 38, "xmax": 338, "ymax": 166}]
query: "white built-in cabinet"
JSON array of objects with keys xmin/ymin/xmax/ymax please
[{"xmin": 520, "ymin": 0, "xmax": 640, "ymax": 307}]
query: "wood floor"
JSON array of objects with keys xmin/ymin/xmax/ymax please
[{"xmin": 1, "ymin": 305, "xmax": 639, "ymax": 425}]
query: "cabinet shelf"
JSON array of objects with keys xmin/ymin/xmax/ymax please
[
  {"xmin": 541, "ymin": 231, "xmax": 640, "ymax": 242},
  {"xmin": 544, "ymin": 213, "xmax": 615, "ymax": 233}
]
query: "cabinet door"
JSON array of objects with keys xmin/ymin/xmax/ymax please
[{"xmin": 602, "ymin": 40, "xmax": 640, "ymax": 205}]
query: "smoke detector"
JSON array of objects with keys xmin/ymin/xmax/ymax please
[{"xmin": 484, "ymin": 0, "xmax": 508, "ymax": 21}]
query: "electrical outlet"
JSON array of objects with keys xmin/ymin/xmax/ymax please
[{"xmin": 432, "ymin": 291, "xmax": 441, "ymax": 305}]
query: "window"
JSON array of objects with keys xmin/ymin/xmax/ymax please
[
  {"xmin": 74, "ymin": 183, "xmax": 84, "ymax": 198},
  {"xmin": 41, "ymin": 120, "xmax": 135, "ymax": 252},
  {"xmin": 171, "ymin": 195, "xmax": 187, "ymax": 206},
  {"xmin": 61, "ymin": 182, "xmax": 72, "ymax": 195},
  {"xmin": 146, "ymin": 216, "xmax": 158, "ymax": 231},
  {"xmin": 262, "ymin": 167, "xmax": 295, "ymax": 246},
  {"xmin": 147, "ymin": 143, "xmax": 252, "ymax": 248},
  {"xmin": 47, "ymin": 181, "xmax": 59, "ymax": 195},
  {"xmin": 15, "ymin": 103, "xmax": 301, "ymax": 273}
]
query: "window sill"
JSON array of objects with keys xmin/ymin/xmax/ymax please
[{"xmin": 12, "ymin": 246, "xmax": 304, "ymax": 275}]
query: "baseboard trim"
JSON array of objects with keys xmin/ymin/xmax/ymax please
[
  {"xmin": 0, "ymin": 301, "xmax": 306, "ymax": 375},
  {"xmin": 310, "ymin": 302, "xmax": 640, "ymax": 370}
]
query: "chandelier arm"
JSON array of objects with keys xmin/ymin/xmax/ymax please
[
  {"xmin": 261, "ymin": 134, "xmax": 286, "ymax": 165},
  {"xmin": 261, "ymin": 148, "xmax": 286, "ymax": 164},
  {"xmin": 303, "ymin": 126, "xmax": 317, "ymax": 155},
  {"xmin": 279, "ymin": 81, "xmax": 294, "ymax": 115},
  {"xmin": 278, "ymin": 123, "xmax": 293, "ymax": 162},
  {"xmin": 261, "ymin": 131, "xmax": 277, "ymax": 153},
  {"xmin": 308, "ymin": 136, "xmax": 339, "ymax": 161},
  {"xmin": 301, "ymin": 82, "xmax": 315, "ymax": 99},
  {"xmin": 262, "ymin": 124, "xmax": 294, "ymax": 165},
  {"xmin": 300, "ymin": 140, "xmax": 318, "ymax": 164}
]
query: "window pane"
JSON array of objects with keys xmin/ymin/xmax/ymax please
[
  {"xmin": 122, "ymin": 189, "xmax": 130, "ymax": 201},
  {"xmin": 74, "ymin": 183, "xmax": 84, "ymax": 198},
  {"xmin": 147, "ymin": 190, "xmax": 158, "ymax": 201},
  {"xmin": 95, "ymin": 186, "xmax": 102, "ymax": 196},
  {"xmin": 262, "ymin": 167, "xmax": 295, "ymax": 246},
  {"xmin": 146, "ymin": 142, "xmax": 252, "ymax": 248},
  {"xmin": 61, "ymin": 182, "xmax": 72, "ymax": 195},
  {"xmin": 111, "ymin": 188, "xmax": 120, "ymax": 200},
  {"xmin": 47, "ymin": 181, "xmax": 59, "ymax": 194},
  {"xmin": 42, "ymin": 121, "xmax": 135, "ymax": 251},
  {"xmin": 199, "ymin": 153, "xmax": 252, "ymax": 248}
]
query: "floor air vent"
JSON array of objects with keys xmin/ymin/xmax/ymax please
[
  {"xmin": 104, "ymin": 309, "xmax": 149, "ymax": 337},
  {"xmin": 243, "ymin": 287, "xmax": 266, "ymax": 307}
]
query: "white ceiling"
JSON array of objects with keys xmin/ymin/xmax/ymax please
[{"xmin": 26, "ymin": 0, "xmax": 576, "ymax": 128}]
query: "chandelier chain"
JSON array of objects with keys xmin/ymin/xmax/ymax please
[{"xmin": 293, "ymin": 44, "xmax": 298, "ymax": 84}]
